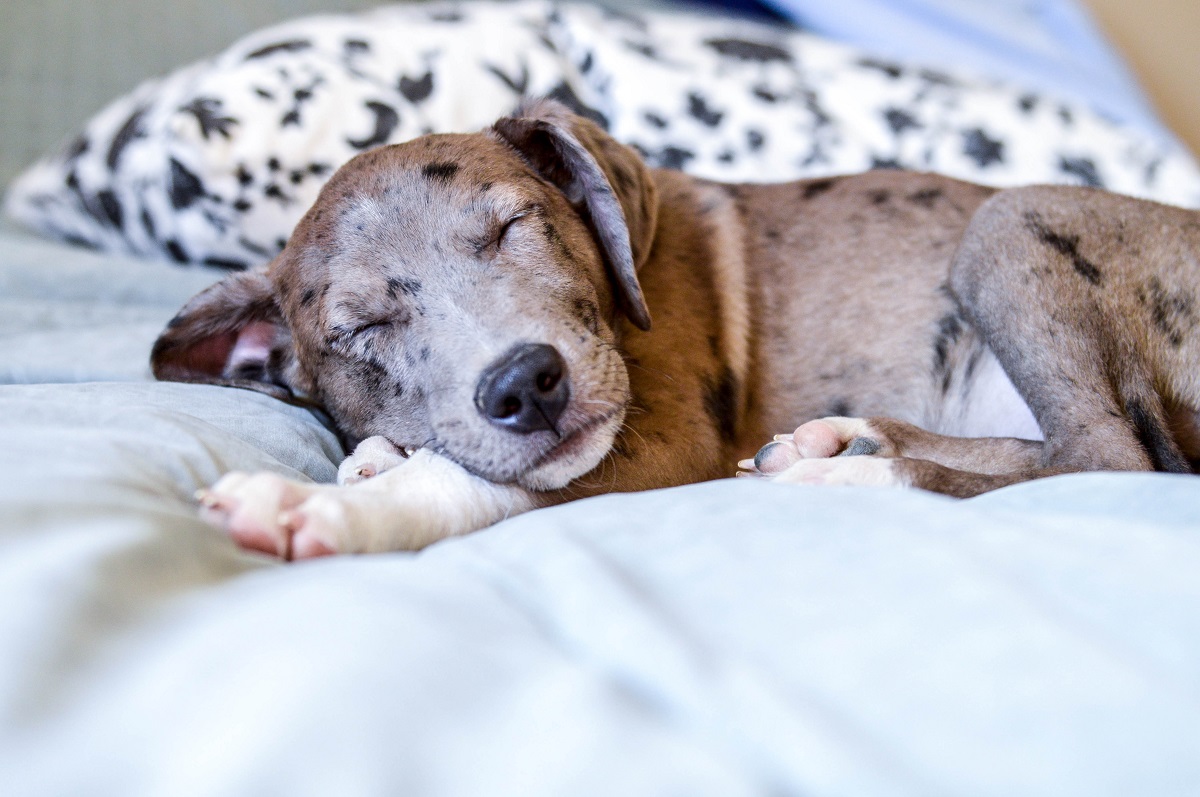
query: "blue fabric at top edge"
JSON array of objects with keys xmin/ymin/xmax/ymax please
[{"xmin": 753, "ymin": 0, "xmax": 1174, "ymax": 145}]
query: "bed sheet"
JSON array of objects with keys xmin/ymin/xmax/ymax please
[
  {"xmin": 1, "ymin": 377, "xmax": 1198, "ymax": 795},
  {"xmin": 0, "ymin": 226, "xmax": 222, "ymax": 384}
]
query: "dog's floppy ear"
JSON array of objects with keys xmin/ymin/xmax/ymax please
[
  {"xmin": 151, "ymin": 267, "xmax": 305, "ymax": 401},
  {"xmin": 492, "ymin": 99, "xmax": 659, "ymax": 331}
]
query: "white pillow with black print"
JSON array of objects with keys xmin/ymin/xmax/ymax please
[{"xmin": 6, "ymin": 0, "xmax": 1199, "ymax": 272}]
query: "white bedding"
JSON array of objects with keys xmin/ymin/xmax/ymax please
[{"xmin": 2, "ymin": 374, "xmax": 1198, "ymax": 795}]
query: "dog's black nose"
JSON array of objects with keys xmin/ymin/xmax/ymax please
[{"xmin": 475, "ymin": 343, "xmax": 570, "ymax": 434}]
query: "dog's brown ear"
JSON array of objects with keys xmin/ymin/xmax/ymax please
[
  {"xmin": 151, "ymin": 268, "xmax": 304, "ymax": 401},
  {"xmin": 492, "ymin": 99, "xmax": 659, "ymax": 331}
]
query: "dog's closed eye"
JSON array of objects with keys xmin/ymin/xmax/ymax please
[
  {"xmin": 475, "ymin": 208, "xmax": 534, "ymax": 255},
  {"xmin": 326, "ymin": 319, "xmax": 399, "ymax": 355}
]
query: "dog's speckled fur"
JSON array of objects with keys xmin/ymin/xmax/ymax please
[{"xmin": 152, "ymin": 100, "xmax": 1200, "ymax": 557}]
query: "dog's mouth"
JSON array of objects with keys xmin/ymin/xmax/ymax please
[
  {"xmin": 516, "ymin": 408, "xmax": 623, "ymax": 490},
  {"xmin": 530, "ymin": 411, "xmax": 617, "ymax": 470}
]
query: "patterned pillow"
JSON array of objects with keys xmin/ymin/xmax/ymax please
[{"xmin": 6, "ymin": 0, "xmax": 1199, "ymax": 271}]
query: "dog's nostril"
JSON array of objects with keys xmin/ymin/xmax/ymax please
[
  {"xmin": 499, "ymin": 396, "xmax": 522, "ymax": 418},
  {"xmin": 476, "ymin": 343, "xmax": 570, "ymax": 434}
]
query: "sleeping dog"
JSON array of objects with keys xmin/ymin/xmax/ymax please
[{"xmin": 153, "ymin": 99, "xmax": 1200, "ymax": 558}]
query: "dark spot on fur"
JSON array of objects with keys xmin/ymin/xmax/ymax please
[
  {"xmin": 386, "ymin": 277, "xmax": 422, "ymax": 299},
  {"xmin": 840, "ymin": 437, "xmax": 881, "ymax": 457},
  {"xmin": 802, "ymin": 178, "xmax": 838, "ymax": 200},
  {"xmin": 703, "ymin": 366, "xmax": 738, "ymax": 444},
  {"xmin": 351, "ymin": 359, "xmax": 389, "ymax": 392},
  {"xmin": 907, "ymin": 188, "xmax": 942, "ymax": 209},
  {"xmin": 827, "ymin": 399, "xmax": 852, "ymax": 417},
  {"xmin": 422, "ymin": 161, "xmax": 459, "ymax": 182},
  {"xmin": 869, "ymin": 189, "xmax": 890, "ymax": 205},
  {"xmin": 419, "ymin": 346, "xmax": 431, "ymax": 362},
  {"xmin": 1127, "ymin": 399, "xmax": 1190, "ymax": 473},
  {"xmin": 1025, "ymin": 212, "xmax": 1103, "ymax": 286},
  {"xmin": 1144, "ymin": 277, "xmax": 1196, "ymax": 347},
  {"xmin": 300, "ymin": 288, "xmax": 317, "ymax": 307},
  {"xmin": 573, "ymin": 299, "xmax": 599, "ymax": 335},
  {"xmin": 962, "ymin": 347, "xmax": 982, "ymax": 385},
  {"xmin": 610, "ymin": 434, "xmax": 633, "ymax": 459},
  {"xmin": 932, "ymin": 313, "xmax": 964, "ymax": 372}
]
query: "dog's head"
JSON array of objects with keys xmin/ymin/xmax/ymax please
[{"xmin": 152, "ymin": 100, "xmax": 659, "ymax": 490}]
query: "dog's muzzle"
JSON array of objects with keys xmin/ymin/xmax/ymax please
[{"xmin": 475, "ymin": 343, "xmax": 570, "ymax": 435}]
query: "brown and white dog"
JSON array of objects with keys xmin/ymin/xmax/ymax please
[{"xmin": 152, "ymin": 99, "xmax": 1200, "ymax": 558}]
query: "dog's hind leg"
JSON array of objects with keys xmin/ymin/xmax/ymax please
[
  {"xmin": 744, "ymin": 187, "xmax": 1200, "ymax": 497},
  {"xmin": 947, "ymin": 187, "xmax": 1199, "ymax": 479}
]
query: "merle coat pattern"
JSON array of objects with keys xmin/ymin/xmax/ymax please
[{"xmin": 152, "ymin": 100, "xmax": 1200, "ymax": 558}]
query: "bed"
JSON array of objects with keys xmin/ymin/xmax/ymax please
[{"xmin": 3, "ymin": 1, "xmax": 1200, "ymax": 794}]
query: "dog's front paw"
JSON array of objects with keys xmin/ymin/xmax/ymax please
[
  {"xmin": 197, "ymin": 471, "xmax": 333, "ymax": 559},
  {"xmin": 739, "ymin": 417, "xmax": 895, "ymax": 475},
  {"xmin": 337, "ymin": 436, "xmax": 410, "ymax": 486}
]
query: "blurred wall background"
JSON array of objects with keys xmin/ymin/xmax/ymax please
[{"xmin": 1081, "ymin": 0, "xmax": 1200, "ymax": 158}]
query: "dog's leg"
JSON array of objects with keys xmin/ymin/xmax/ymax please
[
  {"xmin": 947, "ymin": 189, "xmax": 1196, "ymax": 479},
  {"xmin": 740, "ymin": 416, "xmax": 1044, "ymax": 497},
  {"xmin": 745, "ymin": 188, "xmax": 1200, "ymax": 497},
  {"xmin": 197, "ymin": 447, "xmax": 536, "ymax": 557}
]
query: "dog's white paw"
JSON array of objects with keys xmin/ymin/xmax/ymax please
[
  {"xmin": 197, "ymin": 471, "xmax": 335, "ymax": 559},
  {"xmin": 197, "ymin": 448, "xmax": 538, "ymax": 558},
  {"xmin": 337, "ymin": 436, "xmax": 410, "ymax": 486},
  {"xmin": 738, "ymin": 417, "xmax": 902, "ymax": 487},
  {"xmin": 738, "ymin": 417, "xmax": 881, "ymax": 473}
]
